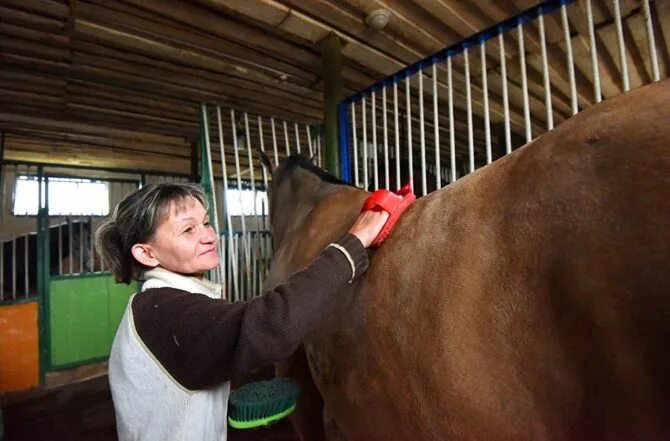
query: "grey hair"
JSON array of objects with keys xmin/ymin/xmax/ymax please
[{"xmin": 95, "ymin": 183, "xmax": 208, "ymax": 284}]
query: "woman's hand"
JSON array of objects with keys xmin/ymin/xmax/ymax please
[{"xmin": 348, "ymin": 210, "xmax": 390, "ymax": 248}]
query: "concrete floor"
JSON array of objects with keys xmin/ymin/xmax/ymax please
[{"xmin": 1, "ymin": 376, "xmax": 299, "ymax": 441}]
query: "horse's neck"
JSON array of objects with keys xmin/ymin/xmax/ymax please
[{"xmin": 265, "ymin": 184, "xmax": 366, "ymax": 289}]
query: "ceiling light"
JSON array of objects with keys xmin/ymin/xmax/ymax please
[{"xmin": 365, "ymin": 9, "xmax": 390, "ymax": 31}]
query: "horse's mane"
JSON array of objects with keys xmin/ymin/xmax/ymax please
[{"xmin": 277, "ymin": 154, "xmax": 354, "ymax": 187}]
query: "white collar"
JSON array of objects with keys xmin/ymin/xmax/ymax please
[{"xmin": 140, "ymin": 267, "xmax": 223, "ymax": 299}]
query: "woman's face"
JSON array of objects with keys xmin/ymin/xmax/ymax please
[{"xmin": 136, "ymin": 197, "xmax": 220, "ymax": 277}]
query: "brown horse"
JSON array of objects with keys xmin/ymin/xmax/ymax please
[{"xmin": 260, "ymin": 79, "xmax": 670, "ymax": 441}]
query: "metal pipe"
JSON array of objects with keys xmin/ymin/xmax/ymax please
[
  {"xmin": 283, "ymin": 121, "xmax": 290, "ymax": 156},
  {"xmin": 362, "ymin": 97, "xmax": 369, "ymax": 189},
  {"xmin": 613, "ymin": 0, "xmax": 629, "ymax": 91},
  {"xmin": 231, "ymin": 110, "xmax": 252, "ymax": 298},
  {"xmin": 57, "ymin": 222, "xmax": 62, "ymax": 275},
  {"xmin": 464, "ymin": 48, "xmax": 475, "ymax": 173},
  {"xmin": 419, "ymin": 70, "xmax": 427, "ymax": 196},
  {"xmin": 585, "ymin": 0, "xmax": 602, "ymax": 103},
  {"xmin": 201, "ymin": 104, "xmax": 224, "ymax": 285},
  {"xmin": 24, "ymin": 234, "xmax": 28, "ymax": 296},
  {"xmin": 518, "ymin": 23, "xmax": 532, "ymax": 143},
  {"xmin": 294, "ymin": 123, "xmax": 301, "ymax": 154},
  {"xmin": 270, "ymin": 117, "xmax": 280, "ymax": 166},
  {"xmin": 561, "ymin": 3, "xmax": 578, "ymax": 115},
  {"xmin": 68, "ymin": 217, "xmax": 73, "ymax": 274},
  {"xmin": 539, "ymin": 13, "xmax": 554, "ymax": 130},
  {"xmin": 12, "ymin": 238, "xmax": 16, "ymax": 299},
  {"xmin": 480, "ymin": 41, "xmax": 492, "ymax": 164},
  {"xmin": 643, "ymin": 0, "xmax": 660, "ymax": 82},
  {"xmin": 244, "ymin": 113, "xmax": 261, "ymax": 297},
  {"xmin": 405, "ymin": 77, "xmax": 414, "ymax": 189},
  {"xmin": 382, "ymin": 87, "xmax": 390, "ymax": 189},
  {"xmin": 89, "ymin": 216, "xmax": 94, "ymax": 272},
  {"xmin": 448, "ymin": 57, "xmax": 456, "ymax": 183},
  {"xmin": 394, "ymin": 83, "xmax": 401, "ymax": 189},
  {"xmin": 306, "ymin": 125, "xmax": 314, "ymax": 158},
  {"xmin": 432, "ymin": 64, "xmax": 441, "ymax": 188},
  {"xmin": 499, "ymin": 33, "xmax": 512, "ymax": 154},
  {"xmin": 79, "ymin": 219, "xmax": 83, "ymax": 273},
  {"xmin": 372, "ymin": 91, "xmax": 379, "ymax": 190}
]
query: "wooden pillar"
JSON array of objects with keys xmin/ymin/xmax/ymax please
[{"xmin": 320, "ymin": 33, "xmax": 342, "ymax": 176}]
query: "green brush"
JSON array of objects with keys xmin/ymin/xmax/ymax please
[{"xmin": 228, "ymin": 377, "xmax": 300, "ymax": 429}]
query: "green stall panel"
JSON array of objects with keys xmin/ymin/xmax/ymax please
[{"xmin": 49, "ymin": 274, "xmax": 138, "ymax": 368}]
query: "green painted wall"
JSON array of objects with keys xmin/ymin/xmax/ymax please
[{"xmin": 49, "ymin": 274, "xmax": 138, "ymax": 368}]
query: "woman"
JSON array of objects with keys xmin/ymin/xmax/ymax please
[{"xmin": 95, "ymin": 183, "xmax": 388, "ymax": 441}]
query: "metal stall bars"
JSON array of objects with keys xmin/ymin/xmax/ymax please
[
  {"xmin": 339, "ymin": 0, "xmax": 666, "ymax": 193},
  {"xmin": 201, "ymin": 104, "xmax": 319, "ymax": 301}
]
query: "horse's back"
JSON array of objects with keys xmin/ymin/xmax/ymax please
[{"xmin": 319, "ymin": 80, "xmax": 670, "ymax": 440}]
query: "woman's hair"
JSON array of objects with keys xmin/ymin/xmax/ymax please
[{"xmin": 95, "ymin": 183, "xmax": 208, "ymax": 284}]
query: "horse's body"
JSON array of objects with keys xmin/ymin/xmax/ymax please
[{"xmin": 263, "ymin": 79, "xmax": 670, "ymax": 440}]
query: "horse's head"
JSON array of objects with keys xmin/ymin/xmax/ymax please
[{"xmin": 258, "ymin": 151, "xmax": 355, "ymax": 251}]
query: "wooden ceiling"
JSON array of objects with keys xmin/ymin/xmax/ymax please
[{"xmin": 1, "ymin": 0, "xmax": 668, "ymax": 178}]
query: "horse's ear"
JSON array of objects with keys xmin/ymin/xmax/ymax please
[
  {"xmin": 309, "ymin": 152, "xmax": 318, "ymax": 164},
  {"xmin": 257, "ymin": 148, "xmax": 274, "ymax": 171}
]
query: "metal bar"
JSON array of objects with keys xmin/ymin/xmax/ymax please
[
  {"xmin": 201, "ymin": 104, "xmax": 224, "ymax": 287},
  {"xmin": 24, "ymin": 235, "xmax": 29, "ymax": 296},
  {"xmin": 432, "ymin": 64, "xmax": 441, "ymax": 189},
  {"xmin": 499, "ymin": 33, "xmax": 512, "ymax": 154},
  {"xmin": 271, "ymin": 117, "xmax": 280, "ymax": 166},
  {"xmin": 561, "ymin": 3, "xmax": 578, "ymax": 115},
  {"xmin": 244, "ymin": 113, "xmax": 261, "ymax": 297},
  {"xmin": 351, "ymin": 103, "xmax": 359, "ymax": 187},
  {"xmin": 518, "ymin": 23, "xmax": 532, "ymax": 143},
  {"xmin": 405, "ymin": 77, "xmax": 414, "ymax": 189},
  {"xmin": 372, "ymin": 91, "xmax": 379, "ymax": 190},
  {"xmin": 12, "ymin": 238, "xmax": 16, "ymax": 299},
  {"xmin": 383, "ymin": 86, "xmax": 390, "ymax": 189},
  {"xmin": 68, "ymin": 217, "xmax": 73, "ymax": 274},
  {"xmin": 231, "ymin": 109, "xmax": 251, "ymax": 298},
  {"xmin": 294, "ymin": 123, "xmax": 301, "ymax": 154},
  {"xmin": 362, "ymin": 97, "xmax": 369, "ymax": 189},
  {"xmin": 539, "ymin": 12, "xmax": 554, "ymax": 130},
  {"xmin": 394, "ymin": 83, "xmax": 401, "ymax": 189},
  {"xmin": 643, "ymin": 0, "xmax": 660, "ymax": 82},
  {"xmin": 283, "ymin": 121, "xmax": 290, "ymax": 156},
  {"xmin": 257, "ymin": 116, "xmax": 270, "ymax": 232},
  {"xmin": 585, "ymin": 0, "xmax": 602, "ymax": 103},
  {"xmin": 58, "ymin": 222, "xmax": 62, "ymax": 275},
  {"xmin": 480, "ymin": 40, "xmax": 492, "ymax": 165},
  {"xmin": 419, "ymin": 70, "xmax": 427, "ymax": 196},
  {"xmin": 464, "ymin": 48, "xmax": 474, "ymax": 173},
  {"xmin": 448, "ymin": 57, "xmax": 456, "ymax": 183},
  {"xmin": 613, "ymin": 0, "xmax": 629, "ymax": 91},
  {"xmin": 79, "ymin": 219, "xmax": 83, "ymax": 273},
  {"xmin": 89, "ymin": 216, "xmax": 94, "ymax": 272},
  {"xmin": 217, "ymin": 107, "xmax": 238, "ymax": 298},
  {"xmin": 306, "ymin": 125, "xmax": 314, "ymax": 158}
]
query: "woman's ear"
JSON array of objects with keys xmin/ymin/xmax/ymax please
[{"xmin": 131, "ymin": 243, "xmax": 160, "ymax": 268}]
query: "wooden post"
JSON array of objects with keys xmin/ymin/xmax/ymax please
[{"xmin": 320, "ymin": 33, "xmax": 342, "ymax": 176}]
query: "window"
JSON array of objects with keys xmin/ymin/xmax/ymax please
[
  {"xmin": 13, "ymin": 176, "xmax": 110, "ymax": 216},
  {"xmin": 225, "ymin": 189, "xmax": 268, "ymax": 216}
]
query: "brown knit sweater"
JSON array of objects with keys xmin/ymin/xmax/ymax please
[{"xmin": 131, "ymin": 233, "xmax": 368, "ymax": 390}]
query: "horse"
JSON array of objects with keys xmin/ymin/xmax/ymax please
[{"xmin": 259, "ymin": 78, "xmax": 670, "ymax": 441}]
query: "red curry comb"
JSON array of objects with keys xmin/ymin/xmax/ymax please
[{"xmin": 361, "ymin": 183, "xmax": 416, "ymax": 248}]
